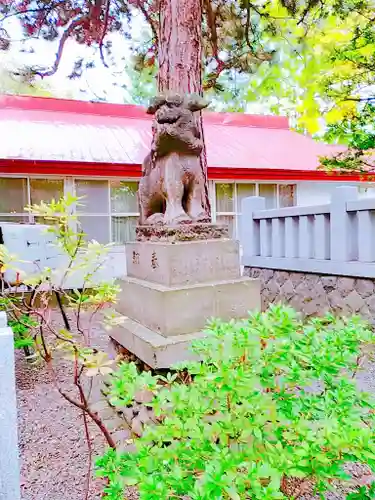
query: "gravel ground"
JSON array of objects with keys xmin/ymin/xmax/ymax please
[
  {"xmin": 17, "ymin": 312, "xmax": 119, "ymax": 500},
  {"xmin": 16, "ymin": 312, "xmax": 375, "ymax": 500}
]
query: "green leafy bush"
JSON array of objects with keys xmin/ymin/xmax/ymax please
[
  {"xmin": 347, "ymin": 482, "xmax": 375, "ymax": 500},
  {"xmin": 9, "ymin": 313, "xmax": 37, "ymax": 349},
  {"xmin": 0, "ymin": 296, "xmax": 36, "ymax": 349},
  {"xmin": 97, "ymin": 305, "xmax": 375, "ymax": 499}
]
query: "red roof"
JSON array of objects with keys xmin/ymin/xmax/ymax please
[{"xmin": 0, "ymin": 95, "xmax": 352, "ymax": 181}]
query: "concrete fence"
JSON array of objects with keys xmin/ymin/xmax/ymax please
[
  {"xmin": 240, "ymin": 186, "xmax": 375, "ymax": 279},
  {"xmin": 0, "ymin": 311, "xmax": 21, "ymax": 500}
]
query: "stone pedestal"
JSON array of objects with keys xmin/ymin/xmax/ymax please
[{"xmin": 110, "ymin": 238, "xmax": 260, "ymax": 369}]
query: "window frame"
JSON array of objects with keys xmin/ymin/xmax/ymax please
[
  {"xmin": 0, "ymin": 175, "xmax": 141, "ymax": 245},
  {"xmin": 0, "ymin": 175, "xmax": 67, "ymax": 223},
  {"xmin": 213, "ymin": 180, "xmax": 296, "ymax": 238},
  {"xmin": 109, "ymin": 179, "xmax": 140, "ymax": 245},
  {"xmin": 73, "ymin": 178, "xmax": 112, "ymax": 244},
  {"xmin": 72, "ymin": 176, "xmax": 140, "ymax": 245}
]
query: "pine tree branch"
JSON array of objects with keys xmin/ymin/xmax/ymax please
[
  {"xmin": 34, "ymin": 16, "xmax": 87, "ymax": 78},
  {"xmin": 245, "ymin": 1, "xmax": 254, "ymax": 51},
  {"xmin": 136, "ymin": 0, "xmax": 158, "ymax": 45},
  {"xmin": 0, "ymin": 1, "xmax": 67, "ymax": 24},
  {"xmin": 99, "ymin": 0, "xmax": 111, "ymax": 68}
]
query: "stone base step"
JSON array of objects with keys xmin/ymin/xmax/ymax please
[
  {"xmin": 110, "ymin": 317, "xmax": 206, "ymax": 369},
  {"xmin": 116, "ymin": 276, "xmax": 261, "ymax": 336}
]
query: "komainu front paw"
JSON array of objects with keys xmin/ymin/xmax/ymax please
[
  {"xmin": 145, "ymin": 213, "xmax": 165, "ymax": 225},
  {"xmin": 164, "ymin": 211, "xmax": 192, "ymax": 225}
]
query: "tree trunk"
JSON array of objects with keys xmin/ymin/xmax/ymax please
[{"xmin": 158, "ymin": 0, "xmax": 211, "ymax": 219}]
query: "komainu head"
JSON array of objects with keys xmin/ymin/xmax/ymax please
[{"xmin": 147, "ymin": 93, "xmax": 209, "ymax": 157}]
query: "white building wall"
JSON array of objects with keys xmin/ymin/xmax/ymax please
[{"xmin": 297, "ymin": 181, "xmax": 375, "ymax": 206}]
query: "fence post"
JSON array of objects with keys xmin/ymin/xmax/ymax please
[
  {"xmin": 240, "ymin": 197, "xmax": 266, "ymax": 263},
  {"xmin": 0, "ymin": 311, "xmax": 21, "ymax": 500},
  {"xmin": 330, "ymin": 186, "xmax": 358, "ymax": 262}
]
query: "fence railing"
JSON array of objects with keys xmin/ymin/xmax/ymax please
[
  {"xmin": 0, "ymin": 312, "xmax": 21, "ymax": 500},
  {"xmin": 240, "ymin": 186, "xmax": 375, "ymax": 278}
]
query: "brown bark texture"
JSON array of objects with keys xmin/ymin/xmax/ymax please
[{"xmin": 158, "ymin": 0, "xmax": 211, "ymax": 218}]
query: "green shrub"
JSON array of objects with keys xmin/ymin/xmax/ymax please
[
  {"xmin": 97, "ymin": 305, "xmax": 375, "ymax": 499},
  {"xmin": 0, "ymin": 296, "xmax": 36, "ymax": 350}
]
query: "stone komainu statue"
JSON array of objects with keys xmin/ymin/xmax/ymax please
[{"xmin": 138, "ymin": 93, "xmax": 210, "ymax": 226}]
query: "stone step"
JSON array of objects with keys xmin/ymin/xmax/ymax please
[
  {"xmin": 110, "ymin": 318, "xmax": 207, "ymax": 369},
  {"xmin": 116, "ymin": 276, "xmax": 261, "ymax": 337}
]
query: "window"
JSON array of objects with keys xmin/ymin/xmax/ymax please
[
  {"xmin": 110, "ymin": 181, "xmax": 139, "ymax": 244},
  {"xmin": 72, "ymin": 179, "xmax": 139, "ymax": 244},
  {"xmin": 279, "ymin": 184, "xmax": 296, "ymax": 208},
  {"xmin": 0, "ymin": 178, "xmax": 29, "ymax": 222},
  {"xmin": 216, "ymin": 183, "xmax": 234, "ymax": 213},
  {"xmin": 112, "ymin": 216, "xmax": 138, "ymax": 243},
  {"xmin": 215, "ymin": 183, "xmax": 256, "ymax": 239},
  {"xmin": 214, "ymin": 182, "xmax": 296, "ymax": 239},
  {"xmin": 30, "ymin": 179, "xmax": 64, "ymax": 206},
  {"xmin": 76, "ymin": 179, "xmax": 109, "ymax": 214},
  {"xmin": 30, "ymin": 179, "xmax": 64, "ymax": 225},
  {"xmin": 78, "ymin": 216, "xmax": 110, "ymax": 244},
  {"xmin": 0, "ymin": 177, "xmax": 67, "ymax": 225},
  {"xmin": 237, "ymin": 183, "xmax": 256, "ymax": 212},
  {"xmin": 259, "ymin": 184, "xmax": 277, "ymax": 209},
  {"xmin": 75, "ymin": 179, "xmax": 110, "ymax": 244},
  {"xmin": 111, "ymin": 181, "xmax": 138, "ymax": 213},
  {"xmin": 215, "ymin": 183, "xmax": 235, "ymax": 238}
]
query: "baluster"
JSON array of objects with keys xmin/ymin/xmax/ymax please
[
  {"xmin": 298, "ymin": 215, "xmax": 314, "ymax": 259},
  {"xmin": 271, "ymin": 218, "xmax": 285, "ymax": 257},
  {"xmin": 260, "ymin": 219, "xmax": 272, "ymax": 257},
  {"xmin": 285, "ymin": 217, "xmax": 298, "ymax": 258},
  {"xmin": 314, "ymin": 214, "xmax": 330, "ymax": 260}
]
